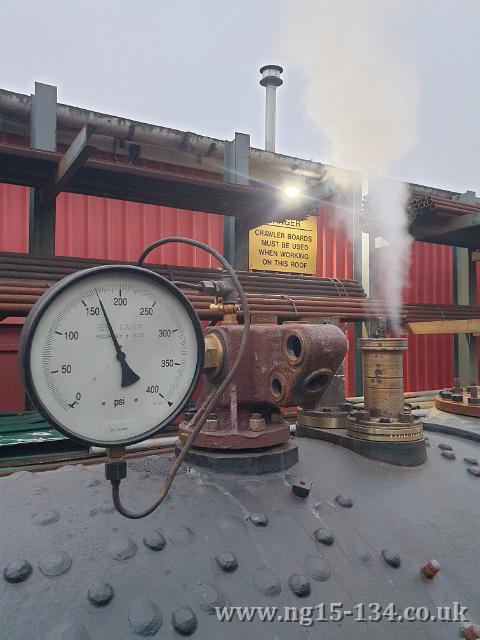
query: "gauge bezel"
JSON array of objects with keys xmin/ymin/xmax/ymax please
[{"xmin": 20, "ymin": 264, "xmax": 204, "ymax": 447}]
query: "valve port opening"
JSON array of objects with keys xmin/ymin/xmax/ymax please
[
  {"xmin": 271, "ymin": 377, "xmax": 283, "ymax": 399},
  {"xmin": 286, "ymin": 334, "xmax": 303, "ymax": 362},
  {"xmin": 304, "ymin": 370, "xmax": 331, "ymax": 394}
]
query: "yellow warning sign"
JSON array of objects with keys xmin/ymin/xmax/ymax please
[{"xmin": 249, "ymin": 217, "xmax": 317, "ymax": 274}]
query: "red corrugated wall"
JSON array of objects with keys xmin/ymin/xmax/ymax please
[
  {"xmin": 0, "ymin": 183, "xmax": 224, "ymax": 411},
  {"xmin": 0, "ymin": 182, "xmax": 461, "ymax": 408},
  {"xmin": 55, "ymin": 193, "xmax": 223, "ymax": 266},
  {"xmin": 403, "ymin": 241, "xmax": 454, "ymax": 391}
]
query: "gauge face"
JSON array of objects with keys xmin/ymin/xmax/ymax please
[{"xmin": 20, "ymin": 265, "xmax": 203, "ymax": 447}]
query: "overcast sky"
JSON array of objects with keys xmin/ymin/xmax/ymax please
[{"xmin": 1, "ymin": 0, "xmax": 479, "ymax": 194}]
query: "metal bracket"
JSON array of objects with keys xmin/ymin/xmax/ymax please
[{"xmin": 52, "ymin": 125, "xmax": 96, "ymax": 196}]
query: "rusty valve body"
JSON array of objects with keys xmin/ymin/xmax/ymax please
[
  {"xmin": 297, "ymin": 361, "xmax": 352, "ymax": 429},
  {"xmin": 180, "ymin": 323, "xmax": 347, "ymax": 450}
]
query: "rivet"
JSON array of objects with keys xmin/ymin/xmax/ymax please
[
  {"xmin": 99, "ymin": 501, "xmax": 115, "ymax": 514},
  {"xmin": 382, "ymin": 549, "xmax": 401, "ymax": 568},
  {"xmin": 172, "ymin": 606, "xmax": 198, "ymax": 635},
  {"xmin": 84, "ymin": 478, "xmax": 100, "ymax": 488},
  {"xmin": 335, "ymin": 494, "xmax": 353, "ymax": 508},
  {"xmin": 314, "ymin": 527, "xmax": 334, "ymax": 545},
  {"xmin": 87, "ymin": 581, "xmax": 114, "ymax": 606},
  {"xmin": 30, "ymin": 486, "xmax": 48, "ymax": 495},
  {"xmin": 441, "ymin": 450, "xmax": 456, "ymax": 460},
  {"xmin": 167, "ymin": 525, "xmax": 195, "ymax": 546},
  {"xmin": 143, "ymin": 531, "xmax": 166, "ymax": 551},
  {"xmin": 420, "ymin": 559, "xmax": 440, "ymax": 580},
  {"xmin": 305, "ymin": 555, "xmax": 331, "ymax": 581},
  {"xmin": 288, "ymin": 574, "xmax": 311, "ymax": 597},
  {"xmin": 31, "ymin": 509, "xmax": 59, "ymax": 526},
  {"xmin": 249, "ymin": 512, "xmax": 269, "ymax": 526},
  {"xmin": 38, "ymin": 551, "xmax": 72, "ymax": 577},
  {"xmin": 3, "ymin": 559, "xmax": 32, "ymax": 583},
  {"xmin": 128, "ymin": 600, "xmax": 162, "ymax": 636},
  {"xmin": 215, "ymin": 552, "xmax": 238, "ymax": 572},
  {"xmin": 197, "ymin": 582, "xmax": 226, "ymax": 613},
  {"xmin": 253, "ymin": 567, "xmax": 282, "ymax": 595},
  {"xmin": 107, "ymin": 536, "xmax": 137, "ymax": 561}
]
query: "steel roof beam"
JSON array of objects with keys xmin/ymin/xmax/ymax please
[{"xmin": 0, "ymin": 142, "xmax": 316, "ymax": 222}]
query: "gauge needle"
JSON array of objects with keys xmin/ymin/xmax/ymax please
[{"xmin": 95, "ymin": 289, "xmax": 140, "ymax": 387}]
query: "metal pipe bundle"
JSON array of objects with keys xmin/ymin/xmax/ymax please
[
  {"xmin": 408, "ymin": 194, "xmax": 480, "ymax": 218},
  {"xmin": 0, "ymin": 253, "xmax": 479, "ymax": 325},
  {"xmin": 2, "ymin": 279, "xmax": 479, "ymax": 325},
  {"xmin": 0, "ymin": 253, "xmax": 366, "ymax": 299}
]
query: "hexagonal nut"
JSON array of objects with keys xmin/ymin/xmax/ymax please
[
  {"xmin": 203, "ymin": 415, "xmax": 219, "ymax": 431},
  {"xmin": 203, "ymin": 333, "xmax": 224, "ymax": 378},
  {"xmin": 249, "ymin": 414, "xmax": 266, "ymax": 431},
  {"xmin": 356, "ymin": 409, "xmax": 371, "ymax": 422},
  {"xmin": 292, "ymin": 479, "xmax": 312, "ymax": 498}
]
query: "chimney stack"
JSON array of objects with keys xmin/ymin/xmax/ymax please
[{"xmin": 259, "ymin": 65, "xmax": 283, "ymax": 152}]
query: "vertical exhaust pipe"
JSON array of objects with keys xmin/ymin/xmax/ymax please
[{"xmin": 259, "ymin": 65, "xmax": 283, "ymax": 152}]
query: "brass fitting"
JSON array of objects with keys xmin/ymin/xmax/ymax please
[
  {"xmin": 203, "ymin": 333, "xmax": 224, "ymax": 378},
  {"xmin": 105, "ymin": 446, "xmax": 126, "ymax": 462},
  {"xmin": 209, "ymin": 302, "xmax": 239, "ymax": 324}
]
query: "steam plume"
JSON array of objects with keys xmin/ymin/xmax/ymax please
[{"xmin": 283, "ymin": 0, "xmax": 419, "ymax": 332}]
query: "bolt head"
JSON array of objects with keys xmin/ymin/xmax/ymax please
[
  {"xmin": 292, "ymin": 479, "xmax": 312, "ymax": 498},
  {"xmin": 357, "ymin": 410, "xmax": 371, "ymax": 422},
  {"xmin": 249, "ymin": 414, "xmax": 266, "ymax": 431}
]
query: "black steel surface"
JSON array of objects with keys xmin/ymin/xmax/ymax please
[
  {"xmin": 424, "ymin": 408, "xmax": 480, "ymax": 442},
  {"xmin": 1, "ymin": 431, "xmax": 479, "ymax": 639}
]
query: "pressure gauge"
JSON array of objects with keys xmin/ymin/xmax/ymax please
[{"xmin": 20, "ymin": 265, "xmax": 204, "ymax": 447}]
